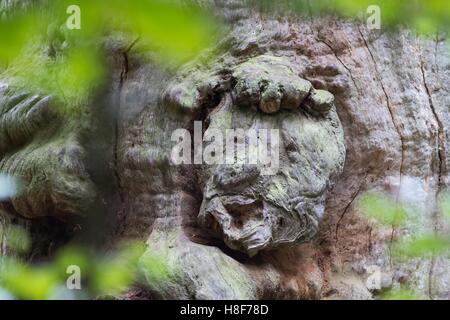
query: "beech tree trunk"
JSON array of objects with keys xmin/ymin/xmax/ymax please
[{"xmin": 0, "ymin": 1, "xmax": 449, "ymax": 299}]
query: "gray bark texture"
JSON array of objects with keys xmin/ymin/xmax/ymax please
[{"xmin": 0, "ymin": 1, "xmax": 449, "ymax": 299}]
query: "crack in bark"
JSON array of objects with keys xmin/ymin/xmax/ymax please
[
  {"xmin": 358, "ymin": 27, "xmax": 408, "ymax": 274},
  {"xmin": 316, "ymin": 37, "xmax": 361, "ymax": 94},
  {"xmin": 311, "ymin": 23, "xmax": 371, "ymax": 247},
  {"xmin": 388, "ymin": 226, "xmax": 396, "ymax": 269},
  {"xmin": 428, "ymin": 255, "xmax": 437, "ymax": 300},
  {"xmin": 368, "ymin": 224, "xmax": 373, "ymax": 254},
  {"xmin": 418, "ymin": 40, "xmax": 446, "ymax": 300},
  {"xmin": 358, "ymin": 28, "xmax": 406, "ymax": 184},
  {"xmin": 115, "ymin": 38, "xmax": 139, "ymax": 234},
  {"xmin": 309, "ymin": 17, "xmax": 361, "ymax": 93},
  {"xmin": 115, "ymin": 53, "xmax": 127, "ymax": 203},
  {"xmin": 419, "ymin": 55, "xmax": 445, "ymax": 192},
  {"xmin": 334, "ymin": 173, "xmax": 367, "ymax": 241}
]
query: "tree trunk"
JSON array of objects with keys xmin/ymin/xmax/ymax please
[{"xmin": 0, "ymin": 1, "xmax": 449, "ymax": 299}]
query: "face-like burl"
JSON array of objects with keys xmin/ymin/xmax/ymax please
[
  {"xmin": 1, "ymin": 52, "xmax": 345, "ymax": 261},
  {"xmin": 171, "ymin": 55, "xmax": 346, "ymax": 257}
]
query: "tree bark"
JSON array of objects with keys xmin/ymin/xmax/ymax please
[{"xmin": 0, "ymin": 1, "xmax": 449, "ymax": 299}]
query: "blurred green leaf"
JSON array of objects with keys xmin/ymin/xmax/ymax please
[
  {"xmin": 359, "ymin": 193, "xmax": 407, "ymax": 227},
  {"xmin": 393, "ymin": 234, "xmax": 450, "ymax": 258},
  {"xmin": 1, "ymin": 0, "xmax": 222, "ymax": 115},
  {"xmin": 257, "ymin": 0, "xmax": 450, "ymax": 32},
  {"xmin": 1, "ymin": 258, "xmax": 59, "ymax": 300},
  {"xmin": 93, "ymin": 258, "xmax": 135, "ymax": 296},
  {"xmin": 381, "ymin": 287, "xmax": 421, "ymax": 300},
  {"xmin": 104, "ymin": 0, "xmax": 221, "ymax": 64},
  {"xmin": 139, "ymin": 251, "xmax": 171, "ymax": 285},
  {"xmin": 92, "ymin": 242, "xmax": 145, "ymax": 296},
  {"xmin": 0, "ymin": 232, "xmax": 155, "ymax": 300},
  {"xmin": 0, "ymin": 12, "xmax": 42, "ymax": 66},
  {"xmin": 5, "ymin": 45, "xmax": 104, "ymax": 113},
  {"xmin": 54, "ymin": 245, "xmax": 90, "ymax": 277}
]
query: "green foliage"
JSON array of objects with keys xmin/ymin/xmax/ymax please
[
  {"xmin": 359, "ymin": 192, "xmax": 407, "ymax": 227},
  {"xmin": 2, "ymin": 0, "xmax": 450, "ymax": 113},
  {"xmin": 53, "ymin": 245, "xmax": 90, "ymax": 275},
  {"xmin": 0, "ymin": 12, "xmax": 41, "ymax": 65},
  {"xmin": 1, "ymin": 259, "xmax": 59, "ymax": 300},
  {"xmin": 5, "ymin": 45, "xmax": 104, "ymax": 113},
  {"xmin": 256, "ymin": 0, "xmax": 450, "ymax": 33},
  {"xmin": 0, "ymin": 228, "xmax": 148, "ymax": 300},
  {"xmin": 358, "ymin": 192, "xmax": 450, "ymax": 300},
  {"xmin": 393, "ymin": 234, "xmax": 449, "ymax": 259},
  {"xmin": 381, "ymin": 287, "xmax": 424, "ymax": 300},
  {"xmin": 0, "ymin": 0, "xmax": 222, "ymax": 112},
  {"xmin": 0, "ymin": 0, "xmax": 221, "ymax": 301},
  {"xmin": 139, "ymin": 252, "xmax": 172, "ymax": 285},
  {"xmin": 91, "ymin": 242, "xmax": 145, "ymax": 296}
]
